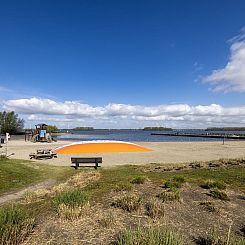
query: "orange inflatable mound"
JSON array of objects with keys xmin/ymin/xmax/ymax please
[{"xmin": 54, "ymin": 140, "xmax": 152, "ymax": 154}]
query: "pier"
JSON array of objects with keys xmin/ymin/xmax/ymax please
[{"xmin": 151, "ymin": 132, "xmax": 245, "ymax": 140}]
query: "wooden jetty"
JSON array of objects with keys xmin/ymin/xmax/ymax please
[{"xmin": 151, "ymin": 132, "xmax": 245, "ymax": 140}]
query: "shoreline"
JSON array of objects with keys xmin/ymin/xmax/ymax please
[{"xmin": 3, "ymin": 139, "xmax": 245, "ymax": 167}]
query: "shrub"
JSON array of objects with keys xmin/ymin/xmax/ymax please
[
  {"xmin": 0, "ymin": 206, "xmax": 35, "ymax": 245},
  {"xmin": 201, "ymin": 180, "xmax": 226, "ymax": 190},
  {"xmin": 157, "ymin": 189, "xmax": 181, "ymax": 202},
  {"xmin": 209, "ymin": 189, "xmax": 230, "ymax": 201},
  {"xmin": 131, "ymin": 176, "xmax": 147, "ymax": 184},
  {"xmin": 164, "ymin": 176, "xmax": 185, "ymax": 189},
  {"xmin": 115, "ymin": 225, "xmax": 184, "ymax": 245},
  {"xmin": 112, "ymin": 194, "xmax": 142, "ymax": 212},
  {"xmin": 145, "ymin": 198, "xmax": 164, "ymax": 219},
  {"xmin": 98, "ymin": 212, "xmax": 115, "ymax": 227}
]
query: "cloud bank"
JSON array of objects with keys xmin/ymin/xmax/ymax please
[
  {"xmin": 204, "ymin": 30, "xmax": 245, "ymax": 92},
  {"xmin": 3, "ymin": 97, "xmax": 245, "ymax": 128}
]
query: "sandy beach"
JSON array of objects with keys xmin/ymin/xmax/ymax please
[{"xmin": 3, "ymin": 139, "xmax": 245, "ymax": 167}]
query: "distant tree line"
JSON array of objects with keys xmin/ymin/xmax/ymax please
[
  {"xmin": 0, "ymin": 111, "xmax": 24, "ymax": 134},
  {"xmin": 143, "ymin": 127, "xmax": 173, "ymax": 131},
  {"xmin": 72, "ymin": 127, "xmax": 94, "ymax": 131},
  {"xmin": 206, "ymin": 127, "xmax": 245, "ymax": 131},
  {"xmin": 46, "ymin": 125, "xmax": 59, "ymax": 133}
]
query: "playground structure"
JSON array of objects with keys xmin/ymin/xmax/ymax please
[{"xmin": 25, "ymin": 124, "xmax": 55, "ymax": 143}]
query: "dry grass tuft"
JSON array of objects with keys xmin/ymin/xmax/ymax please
[
  {"xmin": 114, "ymin": 182, "xmax": 133, "ymax": 192},
  {"xmin": 112, "ymin": 193, "xmax": 142, "ymax": 212},
  {"xmin": 145, "ymin": 198, "xmax": 165, "ymax": 219},
  {"xmin": 98, "ymin": 211, "xmax": 115, "ymax": 228},
  {"xmin": 209, "ymin": 189, "xmax": 230, "ymax": 201},
  {"xmin": 24, "ymin": 189, "xmax": 51, "ymax": 203},
  {"xmin": 198, "ymin": 201, "xmax": 217, "ymax": 213},
  {"xmin": 157, "ymin": 189, "xmax": 181, "ymax": 202}
]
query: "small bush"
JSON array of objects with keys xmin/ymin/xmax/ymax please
[
  {"xmin": 145, "ymin": 198, "xmax": 164, "ymax": 219},
  {"xmin": 115, "ymin": 225, "xmax": 184, "ymax": 245},
  {"xmin": 164, "ymin": 176, "xmax": 185, "ymax": 189},
  {"xmin": 131, "ymin": 176, "xmax": 147, "ymax": 184},
  {"xmin": 201, "ymin": 180, "xmax": 226, "ymax": 190},
  {"xmin": 114, "ymin": 182, "xmax": 133, "ymax": 192},
  {"xmin": 112, "ymin": 194, "xmax": 142, "ymax": 212},
  {"xmin": 209, "ymin": 189, "xmax": 230, "ymax": 201},
  {"xmin": 0, "ymin": 206, "xmax": 35, "ymax": 245},
  {"xmin": 157, "ymin": 189, "xmax": 181, "ymax": 202}
]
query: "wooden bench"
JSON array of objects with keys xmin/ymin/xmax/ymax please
[{"xmin": 71, "ymin": 157, "xmax": 102, "ymax": 170}]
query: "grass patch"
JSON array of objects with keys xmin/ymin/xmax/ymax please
[
  {"xmin": 112, "ymin": 194, "xmax": 142, "ymax": 212},
  {"xmin": 0, "ymin": 206, "xmax": 35, "ymax": 245},
  {"xmin": 131, "ymin": 176, "xmax": 147, "ymax": 184},
  {"xmin": 201, "ymin": 180, "xmax": 226, "ymax": 190},
  {"xmin": 114, "ymin": 182, "xmax": 133, "ymax": 192},
  {"xmin": 209, "ymin": 189, "xmax": 230, "ymax": 201},
  {"xmin": 157, "ymin": 189, "xmax": 181, "ymax": 202},
  {"xmin": 0, "ymin": 159, "xmax": 75, "ymax": 195},
  {"xmin": 164, "ymin": 176, "xmax": 186, "ymax": 190},
  {"xmin": 54, "ymin": 190, "xmax": 90, "ymax": 220},
  {"xmin": 115, "ymin": 225, "xmax": 184, "ymax": 245},
  {"xmin": 196, "ymin": 230, "xmax": 245, "ymax": 245},
  {"xmin": 145, "ymin": 198, "xmax": 165, "ymax": 219}
]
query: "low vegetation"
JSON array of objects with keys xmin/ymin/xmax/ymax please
[
  {"xmin": 112, "ymin": 194, "xmax": 142, "ymax": 212},
  {"xmin": 0, "ymin": 158, "xmax": 244, "ymax": 244},
  {"xmin": 209, "ymin": 189, "xmax": 230, "ymax": 201},
  {"xmin": 130, "ymin": 175, "xmax": 147, "ymax": 184},
  {"xmin": 0, "ymin": 206, "xmax": 35, "ymax": 245},
  {"xmin": 115, "ymin": 225, "xmax": 184, "ymax": 245}
]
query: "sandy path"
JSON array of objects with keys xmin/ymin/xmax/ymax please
[
  {"xmin": 4, "ymin": 139, "xmax": 245, "ymax": 166},
  {"xmin": 0, "ymin": 179, "xmax": 56, "ymax": 206}
]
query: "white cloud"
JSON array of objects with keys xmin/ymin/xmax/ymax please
[
  {"xmin": 204, "ymin": 30, "xmax": 245, "ymax": 92},
  {"xmin": 3, "ymin": 97, "xmax": 245, "ymax": 128}
]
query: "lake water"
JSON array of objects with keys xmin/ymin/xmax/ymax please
[{"xmin": 57, "ymin": 130, "xmax": 245, "ymax": 142}]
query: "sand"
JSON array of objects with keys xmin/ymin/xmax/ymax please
[{"xmin": 2, "ymin": 139, "xmax": 245, "ymax": 167}]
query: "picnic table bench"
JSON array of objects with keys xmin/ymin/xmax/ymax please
[
  {"xmin": 71, "ymin": 157, "xmax": 102, "ymax": 170},
  {"xmin": 29, "ymin": 149, "xmax": 57, "ymax": 159}
]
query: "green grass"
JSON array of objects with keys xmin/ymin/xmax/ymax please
[
  {"xmin": 209, "ymin": 189, "xmax": 230, "ymax": 201},
  {"xmin": 0, "ymin": 206, "xmax": 35, "ymax": 245},
  {"xmin": 53, "ymin": 190, "xmax": 90, "ymax": 208},
  {"xmin": 0, "ymin": 158, "xmax": 75, "ymax": 194},
  {"xmin": 131, "ymin": 175, "xmax": 147, "ymax": 184},
  {"xmin": 84, "ymin": 164, "xmax": 245, "ymax": 201},
  {"xmin": 200, "ymin": 180, "xmax": 226, "ymax": 190},
  {"xmin": 164, "ymin": 176, "xmax": 186, "ymax": 189},
  {"xmin": 115, "ymin": 225, "xmax": 184, "ymax": 245}
]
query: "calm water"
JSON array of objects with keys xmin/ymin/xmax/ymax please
[{"xmin": 57, "ymin": 130, "xmax": 245, "ymax": 142}]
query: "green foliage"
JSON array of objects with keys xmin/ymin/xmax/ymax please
[
  {"xmin": 201, "ymin": 180, "xmax": 226, "ymax": 190},
  {"xmin": 0, "ymin": 206, "xmax": 35, "ymax": 245},
  {"xmin": 209, "ymin": 189, "xmax": 230, "ymax": 201},
  {"xmin": 112, "ymin": 194, "xmax": 142, "ymax": 212},
  {"xmin": 54, "ymin": 190, "xmax": 90, "ymax": 208},
  {"xmin": 0, "ymin": 111, "xmax": 24, "ymax": 134},
  {"xmin": 115, "ymin": 225, "xmax": 184, "ymax": 245},
  {"xmin": 46, "ymin": 125, "xmax": 59, "ymax": 133},
  {"xmin": 164, "ymin": 176, "xmax": 185, "ymax": 189},
  {"xmin": 131, "ymin": 176, "xmax": 147, "ymax": 184}
]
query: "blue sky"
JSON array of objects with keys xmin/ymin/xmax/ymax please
[{"xmin": 1, "ymin": 0, "xmax": 245, "ymax": 128}]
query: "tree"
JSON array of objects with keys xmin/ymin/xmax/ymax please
[
  {"xmin": 0, "ymin": 111, "xmax": 25, "ymax": 134},
  {"xmin": 46, "ymin": 125, "xmax": 59, "ymax": 133}
]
